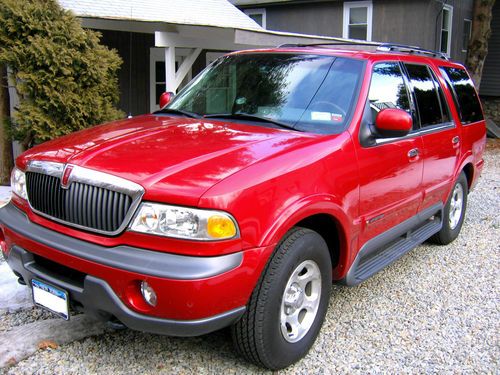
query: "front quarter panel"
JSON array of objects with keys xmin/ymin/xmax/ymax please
[{"xmin": 199, "ymin": 131, "xmax": 360, "ymax": 267}]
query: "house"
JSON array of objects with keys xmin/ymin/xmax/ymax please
[
  {"xmin": 52, "ymin": 0, "xmax": 358, "ymax": 117},
  {"xmin": 8, "ymin": 0, "xmax": 370, "ymax": 157},
  {"xmin": 230, "ymin": 0, "xmax": 475, "ymax": 63}
]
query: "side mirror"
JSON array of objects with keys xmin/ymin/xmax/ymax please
[
  {"xmin": 375, "ymin": 108, "xmax": 413, "ymax": 138},
  {"xmin": 159, "ymin": 92, "xmax": 175, "ymax": 108}
]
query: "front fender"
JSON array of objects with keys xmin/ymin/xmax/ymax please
[{"xmin": 259, "ymin": 194, "xmax": 359, "ymax": 280}]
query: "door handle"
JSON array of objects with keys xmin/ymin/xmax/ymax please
[
  {"xmin": 408, "ymin": 148, "xmax": 420, "ymax": 159},
  {"xmin": 452, "ymin": 136, "xmax": 460, "ymax": 147}
]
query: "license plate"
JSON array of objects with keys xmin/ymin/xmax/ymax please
[{"xmin": 32, "ymin": 279, "xmax": 70, "ymax": 320}]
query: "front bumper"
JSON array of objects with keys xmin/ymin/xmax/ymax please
[
  {"xmin": 0, "ymin": 203, "xmax": 273, "ymax": 336},
  {"xmin": 7, "ymin": 245, "xmax": 245, "ymax": 336}
]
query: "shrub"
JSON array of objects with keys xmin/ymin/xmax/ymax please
[{"xmin": 0, "ymin": 0, "xmax": 124, "ymax": 148}]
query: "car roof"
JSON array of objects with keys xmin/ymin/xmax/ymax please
[{"xmin": 230, "ymin": 44, "xmax": 465, "ymax": 69}]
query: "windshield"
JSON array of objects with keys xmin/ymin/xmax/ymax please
[{"xmin": 164, "ymin": 53, "xmax": 364, "ymax": 134}]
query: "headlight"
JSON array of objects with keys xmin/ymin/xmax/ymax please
[
  {"xmin": 129, "ymin": 203, "xmax": 238, "ymax": 240},
  {"xmin": 11, "ymin": 167, "xmax": 27, "ymax": 200}
]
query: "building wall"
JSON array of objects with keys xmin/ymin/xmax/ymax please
[
  {"xmin": 372, "ymin": 1, "xmax": 437, "ymax": 51},
  {"xmin": 373, "ymin": 0, "xmax": 473, "ymax": 62},
  {"xmin": 237, "ymin": 0, "xmax": 473, "ymax": 62},
  {"xmin": 265, "ymin": 2, "xmax": 343, "ymax": 37},
  {"xmin": 480, "ymin": 1, "xmax": 499, "ymax": 96},
  {"xmin": 98, "ymin": 30, "xmax": 155, "ymax": 116},
  {"xmin": 449, "ymin": 0, "xmax": 475, "ymax": 63}
]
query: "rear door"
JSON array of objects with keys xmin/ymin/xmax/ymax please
[{"xmin": 402, "ymin": 62, "xmax": 460, "ymax": 211}]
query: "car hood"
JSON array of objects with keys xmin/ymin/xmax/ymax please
[{"xmin": 19, "ymin": 114, "xmax": 320, "ymax": 206}]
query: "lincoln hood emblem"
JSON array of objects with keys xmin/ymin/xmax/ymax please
[{"xmin": 61, "ymin": 165, "xmax": 74, "ymax": 189}]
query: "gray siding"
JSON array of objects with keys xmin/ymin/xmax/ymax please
[
  {"xmin": 99, "ymin": 30, "xmax": 155, "ymax": 116},
  {"xmin": 266, "ymin": 2, "xmax": 343, "ymax": 37},
  {"xmin": 374, "ymin": 0, "xmax": 473, "ymax": 63},
  {"xmin": 450, "ymin": 0, "xmax": 474, "ymax": 63},
  {"xmin": 480, "ymin": 2, "xmax": 500, "ymax": 96},
  {"xmin": 372, "ymin": 1, "xmax": 437, "ymax": 50},
  {"xmin": 239, "ymin": 0, "xmax": 473, "ymax": 62}
]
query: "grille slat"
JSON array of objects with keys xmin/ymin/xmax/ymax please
[
  {"xmin": 26, "ymin": 172, "xmax": 133, "ymax": 233},
  {"xmin": 96, "ymin": 186, "xmax": 102, "ymax": 230}
]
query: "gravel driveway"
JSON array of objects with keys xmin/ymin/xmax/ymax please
[{"xmin": 1, "ymin": 141, "xmax": 499, "ymax": 374}]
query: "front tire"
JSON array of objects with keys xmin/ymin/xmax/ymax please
[
  {"xmin": 231, "ymin": 227, "xmax": 332, "ymax": 370},
  {"xmin": 430, "ymin": 172, "xmax": 468, "ymax": 245}
]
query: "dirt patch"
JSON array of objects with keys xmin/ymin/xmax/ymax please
[{"xmin": 486, "ymin": 138, "xmax": 500, "ymax": 152}]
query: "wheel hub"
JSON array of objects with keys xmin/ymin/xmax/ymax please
[
  {"xmin": 280, "ymin": 260, "xmax": 322, "ymax": 343},
  {"xmin": 284, "ymin": 283, "xmax": 304, "ymax": 311},
  {"xmin": 449, "ymin": 183, "xmax": 464, "ymax": 230}
]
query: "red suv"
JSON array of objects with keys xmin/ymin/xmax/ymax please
[{"xmin": 0, "ymin": 44, "xmax": 486, "ymax": 369}]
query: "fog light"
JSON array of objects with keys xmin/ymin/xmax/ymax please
[{"xmin": 140, "ymin": 281, "xmax": 157, "ymax": 307}]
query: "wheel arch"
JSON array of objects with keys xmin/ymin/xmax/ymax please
[
  {"xmin": 462, "ymin": 162, "xmax": 474, "ymax": 189},
  {"xmin": 259, "ymin": 196, "xmax": 354, "ymax": 280}
]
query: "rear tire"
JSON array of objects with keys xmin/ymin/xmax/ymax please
[
  {"xmin": 231, "ymin": 227, "xmax": 332, "ymax": 370},
  {"xmin": 430, "ymin": 172, "xmax": 468, "ymax": 245}
]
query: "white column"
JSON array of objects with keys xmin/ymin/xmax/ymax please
[{"xmin": 164, "ymin": 46, "xmax": 176, "ymax": 93}]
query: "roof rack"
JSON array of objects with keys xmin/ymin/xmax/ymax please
[
  {"xmin": 277, "ymin": 42, "xmax": 449, "ymax": 60},
  {"xmin": 376, "ymin": 43, "xmax": 449, "ymax": 60},
  {"xmin": 277, "ymin": 42, "xmax": 379, "ymax": 48}
]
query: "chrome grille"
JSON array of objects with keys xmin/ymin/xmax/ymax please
[{"xmin": 25, "ymin": 161, "xmax": 144, "ymax": 235}]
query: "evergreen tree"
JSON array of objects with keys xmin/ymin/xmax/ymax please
[{"xmin": 0, "ymin": 0, "xmax": 124, "ymax": 149}]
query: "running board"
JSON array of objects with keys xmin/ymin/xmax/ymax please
[{"xmin": 342, "ymin": 204, "xmax": 443, "ymax": 286}]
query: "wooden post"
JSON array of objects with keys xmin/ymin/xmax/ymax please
[{"xmin": 0, "ymin": 64, "xmax": 13, "ymax": 185}]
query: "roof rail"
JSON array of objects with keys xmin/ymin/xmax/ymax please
[
  {"xmin": 277, "ymin": 41, "xmax": 449, "ymax": 60},
  {"xmin": 277, "ymin": 42, "xmax": 379, "ymax": 48},
  {"xmin": 376, "ymin": 43, "xmax": 449, "ymax": 60}
]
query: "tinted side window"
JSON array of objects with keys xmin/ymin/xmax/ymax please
[
  {"xmin": 405, "ymin": 64, "xmax": 445, "ymax": 127},
  {"xmin": 440, "ymin": 67, "xmax": 484, "ymax": 124},
  {"xmin": 368, "ymin": 62, "xmax": 411, "ymax": 121}
]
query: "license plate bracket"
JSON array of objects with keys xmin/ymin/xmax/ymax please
[{"xmin": 32, "ymin": 279, "xmax": 70, "ymax": 320}]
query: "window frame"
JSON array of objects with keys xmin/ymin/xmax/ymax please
[
  {"xmin": 360, "ymin": 61, "xmax": 457, "ymax": 148},
  {"xmin": 440, "ymin": 4, "xmax": 454, "ymax": 56},
  {"xmin": 401, "ymin": 62, "xmax": 455, "ymax": 132},
  {"xmin": 343, "ymin": 1, "xmax": 373, "ymax": 41},
  {"xmin": 439, "ymin": 66, "xmax": 484, "ymax": 126},
  {"xmin": 462, "ymin": 19, "xmax": 472, "ymax": 52},
  {"xmin": 244, "ymin": 8, "xmax": 267, "ymax": 29}
]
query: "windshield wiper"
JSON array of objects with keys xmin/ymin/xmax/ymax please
[
  {"xmin": 154, "ymin": 108, "xmax": 200, "ymax": 118},
  {"xmin": 203, "ymin": 113, "xmax": 298, "ymax": 131}
]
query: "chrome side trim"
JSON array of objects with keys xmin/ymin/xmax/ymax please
[
  {"xmin": 26, "ymin": 161, "xmax": 144, "ymax": 236},
  {"xmin": 374, "ymin": 122, "xmax": 456, "ymax": 146}
]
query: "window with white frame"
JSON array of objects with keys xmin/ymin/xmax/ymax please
[
  {"xmin": 462, "ymin": 19, "xmax": 472, "ymax": 52},
  {"xmin": 343, "ymin": 1, "xmax": 373, "ymax": 41},
  {"xmin": 440, "ymin": 5, "xmax": 453, "ymax": 55},
  {"xmin": 244, "ymin": 8, "xmax": 266, "ymax": 29}
]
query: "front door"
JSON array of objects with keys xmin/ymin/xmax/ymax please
[{"xmin": 357, "ymin": 62, "xmax": 424, "ymax": 245}]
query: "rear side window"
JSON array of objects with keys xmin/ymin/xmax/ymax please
[
  {"xmin": 440, "ymin": 67, "xmax": 483, "ymax": 124},
  {"xmin": 368, "ymin": 62, "xmax": 411, "ymax": 121},
  {"xmin": 405, "ymin": 64, "xmax": 450, "ymax": 128}
]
